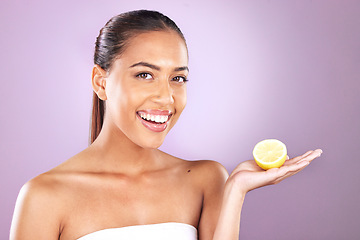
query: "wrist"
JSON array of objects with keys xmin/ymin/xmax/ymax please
[{"xmin": 224, "ymin": 177, "xmax": 246, "ymax": 204}]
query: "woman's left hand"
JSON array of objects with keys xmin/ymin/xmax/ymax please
[{"xmin": 228, "ymin": 149, "xmax": 323, "ymax": 195}]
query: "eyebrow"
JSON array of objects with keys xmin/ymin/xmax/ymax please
[{"xmin": 129, "ymin": 61, "xmax": 189, "ymax": 72}]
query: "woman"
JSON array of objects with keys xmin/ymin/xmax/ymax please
[{"xmin": 10, "ymin": 10, "xmax": 322, "ymax": 240}]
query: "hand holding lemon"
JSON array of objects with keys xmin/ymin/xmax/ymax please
[{"xmin": 228, "ymin": 140, "xmax": 322, "ymax": 194}]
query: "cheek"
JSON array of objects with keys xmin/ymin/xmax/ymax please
[
  {"xmin": 105, "ymin": 84, "xmax": 134, "ymax": 121},
  {"xmin": 109, "ymin": 80, "xmax": 139, "ymax": 108},
  {"xmin": 174, "ymin": 87, "xmax": 187, "ymax": 112}
]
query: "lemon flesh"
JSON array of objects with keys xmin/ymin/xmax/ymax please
[{"xmin": 253, "ymin": 139, "xmax": 287, "ymax": 170}]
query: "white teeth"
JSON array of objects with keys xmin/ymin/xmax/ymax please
[
  {"xmin": 161, "ymin": 115, "xmax": 168, "ymax": 122},
  {"xmin": 139, "ymin": 113, "xmax": 169, "ymax": 124}
]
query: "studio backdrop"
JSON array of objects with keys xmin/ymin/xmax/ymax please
[{"xmin": 1, "ymin": 0, "xmax": 359, "ymax": 239}]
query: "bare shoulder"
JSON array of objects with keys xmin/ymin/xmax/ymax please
[
  {"xmin": 159, "ymin": 151, "xmax": 229, "ymax": 180},
  {"xmin": 10, "ymin": 171, "xmax": 66, "ymax": 239},
  {"xmin": 18, "ymin": 171, "xmax": 65, "ymax": 203},
  {"xmin": 14, "ymin": 175, "xmax": 58, "ymax": 216},
  {"xmin": 10, "ymin": 147, "xmax": 94, "ymax": 239},
  {"xmin": 166, "ymin": 154, "xmax": 229, "ymax": 189},
  {"xmin": 158, "ymin": 151, "xmax": 229, "ymax": 187},
  {"xmin": 188, "ymin": 160, "xmax": 229, "ymax": 181}
]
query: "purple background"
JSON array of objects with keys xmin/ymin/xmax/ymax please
[{"xmin": 1, "ymin": 0, "xmax": 359, "ymax": 239}]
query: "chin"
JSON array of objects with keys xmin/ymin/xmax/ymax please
[
  {"xmin": 139, "ymin": 140, "xmax": 164, "ymax": 149},
  {"xmin": 135, "ymin": 134, "xmax": 166, "ymax": 149}
]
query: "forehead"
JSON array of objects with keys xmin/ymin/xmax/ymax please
[{"xmin": 118, "ymin": 30, "xmax": 188, "ymax": 67}]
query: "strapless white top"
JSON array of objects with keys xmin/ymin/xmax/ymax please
[{"xmin": 76, "ymin": 222, "xmax": 198, "ymax": 240}]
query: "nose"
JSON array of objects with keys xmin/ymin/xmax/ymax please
[{"xmin": 153, "ymin": 80, "xmax": 174, "ymax": 105}]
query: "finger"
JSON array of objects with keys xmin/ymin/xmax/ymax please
[
  {"xmin": 301, "ymin": 150, "xmax": 315, "ymax": 158},
  {"xmin": 273, "ymin": 161, "xmax": 309, "ymax": 183},
  {"xmin": 278, "ymin": 162, "xmax": 309, "ymax": 182},
  {"xmin": 284, "ymin": 149, "xmax": 322, "ymax": 165},
  {"xmin": 264, "ymin": 161, "xmax": 306, "ymax": 184},
  {"xmin": 280, "ymin": 159, "xmax": 309, "ymax": 177},
  {"xmin": 275, "ymin": 150, "xmax": 322, "ymax": 183},
  {"xmin": 284, "ymin": 160, "xmax": 308, "ymax": 174},
  {"xmin": 298, "ymin": 149, "xmax": 322, "ymax": 164},
  {"xmin": 283, "ymin": 150, "xmax": 313, "ymax": 165}
]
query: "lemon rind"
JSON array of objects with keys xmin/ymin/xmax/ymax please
[{"xmin": 253, "ymin": 139, "xmax": 287, "ymax": 170}]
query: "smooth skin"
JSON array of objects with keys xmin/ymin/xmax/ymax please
[{"xmin": 10, "ymin": 30, "xmax": 322, "ymax": 240}]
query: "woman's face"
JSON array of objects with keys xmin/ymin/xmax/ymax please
[{"xmin": 104, "ymin": 30, "xmax": 188, "ymax": 149}]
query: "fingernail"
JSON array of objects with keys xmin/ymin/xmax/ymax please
[{"xmin": 317, "ymin": 149, "xmax": 322, "ymax": 157}]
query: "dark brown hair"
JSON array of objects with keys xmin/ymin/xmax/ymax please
[{"xmin": 90, "ymin": 10, "xmax": 186, "ymax": 144}]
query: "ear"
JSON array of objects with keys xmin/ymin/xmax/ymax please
[{"xmin": 91, "ymin": 65, "xmax": 108, "ymax": 100}]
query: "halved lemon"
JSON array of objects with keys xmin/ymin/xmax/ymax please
[{"xmin": 253, "ymin": 139, "xmax": 287, "ymax": 170}]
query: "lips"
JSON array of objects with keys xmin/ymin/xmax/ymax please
[{"xmin": 136, "ymin": 109, "xmax": 173, "ymax": 132}]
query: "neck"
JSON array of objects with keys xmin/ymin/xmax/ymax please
[{"xmin": 87, "ymin": 122, "xmax": 162, "ymax": 175}]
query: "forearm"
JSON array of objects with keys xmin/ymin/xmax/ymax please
[{"xmin": 212, "ymin": 179, "xmax": 245, "ymax": 240}]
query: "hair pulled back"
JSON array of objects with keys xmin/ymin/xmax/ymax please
[{"xmin": 90, "ymin": 10, "xmax": 186, "ymax": 144}]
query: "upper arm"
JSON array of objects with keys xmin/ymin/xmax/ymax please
[
  {"xmin": 197, "ymin": 161, "xmax": 229, "ymax": 240},
  {"xmin": 10, "ymin": 177, "xmax": 62, "ymax": 240}
]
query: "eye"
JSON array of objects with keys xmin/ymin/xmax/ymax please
[
  {"xmin": 172, "ymin": 76, "xmax": 188, "ymax": 83},
  {"xmin": 136, "ymin": 73, "xmax": 153, "ymax": 80}
]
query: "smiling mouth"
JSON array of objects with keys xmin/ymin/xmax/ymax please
[
  {"xmin": 136, "ymin": 110, "xmax": 173, "ymax": 132},
  {"xmin": 137, "ymin": 112, "xmax": 171, "ymax": 124}
]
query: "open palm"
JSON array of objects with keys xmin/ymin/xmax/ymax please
[{"xmin": 229, "ymin": 149, "xmax": 322, "ymax": 194}]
